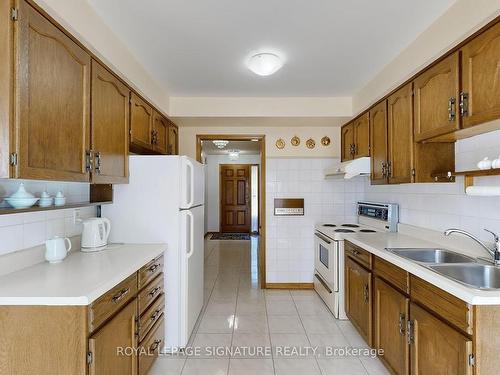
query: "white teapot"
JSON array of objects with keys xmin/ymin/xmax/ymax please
[{"xmin": 45, "ymin": 237, "xmax": 72, "ymax": 263}]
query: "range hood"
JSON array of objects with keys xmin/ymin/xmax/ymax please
[{"xmin": 324, "ymin": 157, "xmax": 371, "ymax": 179}]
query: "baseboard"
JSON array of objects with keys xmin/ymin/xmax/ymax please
[{"xmin": 265, "ymin": 283, "xmax": 314, "ymax": 290}]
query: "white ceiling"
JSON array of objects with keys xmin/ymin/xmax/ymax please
[
  {"xmin": 202, "ymin": 140, "xmax": 260, "ymax": 155},
  {"xmin": 87, "ymin": 0, "xmax": 455, "ymax": 97}
]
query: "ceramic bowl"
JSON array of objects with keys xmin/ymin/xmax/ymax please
[
  {"xmin": 39, "ymin": 197, "xmax": 54, "ymax": 207},
  {"xmin": 5, "ymin": 197, "xmax": 40, "ymax": 209},
  {"xmin": 54, "ymin": 197, "xmax": 66, "ymax": 206}
]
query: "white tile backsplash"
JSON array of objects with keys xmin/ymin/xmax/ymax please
[
  {"xmin": 0, "ymin": 179, "xmax": 94, "ymax": 256},
  {"xmin": 265, "ymin": 157, "xmax": 365, "ymax": 283}
]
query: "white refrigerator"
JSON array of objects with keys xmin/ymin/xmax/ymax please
[{"xmin": 102, "ymin": 155, "xmax": 205, "ymax": 350}]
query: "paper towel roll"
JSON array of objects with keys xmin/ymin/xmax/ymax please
[{"xmin": 466, "ymin": 186, "xmax": 500, "ymax": 196}]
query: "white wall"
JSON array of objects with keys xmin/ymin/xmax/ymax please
[
  {"xmin": 0, "ymin": 180, "xmax": 95, "ymax": 256},
  {"xmin": 180, "ymin": 126, "xmax": 341, "ymax": 159},
  {"xmin": 363, "ymin": 129, "xmax": 500, "ymax": 244},
  {"xmin": 265, "ymin": 157, "xmax": 365, "ymax": 283},
  {"xmin": 205, "ymin": 154, "xmax": 261, "ymax": 233}
]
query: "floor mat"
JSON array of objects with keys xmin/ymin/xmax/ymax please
[{"xmin": 210, "ymin": 233, "xmax": 250, "ymax": 240}]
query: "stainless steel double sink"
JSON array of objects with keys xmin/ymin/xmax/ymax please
[{"xmin": 386, "ymin": 248, "xmax": 500, "ymax": 290}]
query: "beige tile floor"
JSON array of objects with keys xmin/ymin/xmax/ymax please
[{"xmin": 150, "ymin": 237, "xmax": 389, "ymax": 375}]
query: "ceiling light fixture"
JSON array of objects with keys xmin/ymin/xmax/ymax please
[
  {"xmin": 247, "ymin": 53, "xmax": 283, "ymax": 76},
  {"xmin": 212, "ymin": 140, "xmax": 229, "ymax": 149},
  {"xmin": 228, "ymin": 150, "xmax": 240, "ymax": 160}
]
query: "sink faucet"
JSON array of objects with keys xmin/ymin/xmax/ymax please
[{"xmin": 444, "ymin": 228, "xmax": 500, "ymax": 266}]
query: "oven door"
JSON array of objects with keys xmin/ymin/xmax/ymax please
[{"xmin": 314, "ymin": 231, "xmax": 338, "ymax": 291}]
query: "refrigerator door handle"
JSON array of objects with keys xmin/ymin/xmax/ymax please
[
  {"xmin": 184, "ymin": 159, "xmax": 195, "ymax": 208},
  {"xmin": 186, "ymin": 210, "xmax": 195, "ymax": 258}
]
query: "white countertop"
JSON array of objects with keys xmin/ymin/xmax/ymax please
[
  {"xmin": 0, "ymin": 243, "xmax": 166, "ymax": 306},
  {"xmin": 345, "ymin": 232, "xmax": 500, "ymax": 305}
]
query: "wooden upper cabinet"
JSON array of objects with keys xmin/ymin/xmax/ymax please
[
  {"xmin": 387, "ymin": 83, "xmax": 413, "ymax": 184},
  {"xmin": 15, "ymin": 0, "xmax": 91, "ymax": 182},
  {"xmin": 130, "ymin": 92, "xmax": 153, "ymax": 152},
  {"xmin": 152, "ymin": 111, "xmax": 168, "ymax": 154},
  {"xmin": 374, "ymin": 278, "xmax": 409, "ymax": 375},
  {"xmin": 413, "ymin": 52, "xmax": 460, "ymax": 142},
  {"xmin": 353, "ymin": 113, "xmax": 370, "ymax": 158},
  {"xmin": 91, "ymin": 61, "xmax": 129, "ymax": 184},
  {"xmin": 89, "ymin": 300, "xmax": 137, "ymax": 375},
  {"xmin": 409, "ymin": 302, "xmax": 472, "ymax": 375},
  {"xmin": 369, "ymin": 101, "xmax": 388, "ymax": 185},
  {"xmin": 461, "ymin": 21, "xmax": 500, "ymax": 128},
  {"xmin": 167, "ymin": 122, "xmax": 179, "ymax": 155},
  {"xmin": 341, "ymin": 123, "xmax": 354, "ymax": 161},
  {"xmin": 345, "ymin": 256, "xmax": 372, "ymax": 346}
]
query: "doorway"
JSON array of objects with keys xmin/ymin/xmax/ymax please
[
  {"xmin": 196, "ymin": 134, "xmax": 267, "ymax": 288},
  {"xmin": 220, "ymin": 164, "xmax": 251, "ymax": 233}
]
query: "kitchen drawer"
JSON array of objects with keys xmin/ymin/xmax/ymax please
[
  {"xmin": 89, "ymin": 273, "xmax": 137, "ymax": 333},
  {"xmin": 138, "ymin": 274, "xmax": 164, "ymax": 315},
  {"xmin": 138, "ymin": 316, "xmax": 165, "ymax": 375},
  {"xmin": 139, "ymin": 254, "xmax": 164, "ymax": 290},
  {"xmin": 410, "ymin": 275, "xmax": 473, "ymax": 335},
  {"xmin": 345, "ymin": 241, "xmax": 372, "ymax": 269},
  {"xmin": 374, "ymin": 256, "xmax": 409, "ymax": 294},
  {"xmin": 139, "ymin": 293, "xmax": 165, "ymax": 342}
]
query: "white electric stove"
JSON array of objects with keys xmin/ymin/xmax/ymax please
[{"xmin": 314, "ymin": 201, "xmax": 399, "ymax": 319}]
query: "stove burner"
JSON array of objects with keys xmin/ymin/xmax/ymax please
[
  {"xmin": 335, "ymin": 229, "xmax": 355, "ymax": 233},
  {"xmin": 341, "ymin": 224, "xmax": 360, "ymax": 228},
  {"xmin": 359, "ymin": 229, "xmax": 376, "ymax": 233},
  {"xmin": 323, "ymin": 224, "xmax": 337, "ymax": 227}
]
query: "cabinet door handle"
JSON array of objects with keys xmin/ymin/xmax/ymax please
[
  {"xmin": 399, "ymin": 313, "xmax": 406, "ymax": 336},
  {"xmin": 407, "ymin": 320, "xmax": 414, "ymax": 344},
  {"xmin": 148, "ymin": 263, "xmax": 160, "ymax": 273},
  {"xmin": 149, "ymin": 286, "xmax": 161, "ymax": 298},
  {"xmin": 85, "ymin": 150, "xmax": 93, "ymax": 173},
  {"xmin": 460, "ymin": 92, "xmax": 469, "ymax": 117},
  {"xmin": 95, "ymin": 152, "xmax": 102, "ymax": 175},
  {"xmin": 112, "ymin": 288, "xmax": 130, "ymax": 303},
  {"xmin": 448, "ymin": 97, "xmax": 456, "ymax": 121},
  {"xmin": 381, "ymin": 162, "xmax": 387, "ymax": 177},
  {"xmin": 150, "ymin": 338, "xmax": 162, "ymax": 352},
  {"xmin": 363, "ymin": 283, "xmax": 369, "ymax": 303}
]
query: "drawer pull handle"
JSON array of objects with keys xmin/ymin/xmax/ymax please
[
  {"xmin": 151, "ymin": 309, "xmax": 162, "ymax": 322},
  {"xmin": 150, "ymin": 339, "xmax": 162, "ymax": 352},
  {"xmin": 149, "ymin": 286, "xmax": 161, "ymax": 297},
  {"xmin": 112, "ymin": 288, "xmax": 130, "ymax": 303},
  {"xmin": 352, "ymin": 250, "xmax": 360, "ymax": 256},
  {"xmin": 148, "ymin": 263, "xmax": 160, "ymax": 273}
]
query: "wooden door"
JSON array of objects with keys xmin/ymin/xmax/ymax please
[
  {"xmin": 91, "ymin": 60, "xmax": 129, "ymax": 184},
  {"xmin": 167, "ymin": 122, "xmax": 179, "ymax": 155},
  {"xmin": 16, "ymin": 0, "xmax": 91, "ymax": 182},
  {"xmin": 152, "ymin": 111, "xmax": 168, "ymax": 154},
  {"xmin": 345, "ymin": 256, "xmax": 372, "ymax": 346},
  {"xmin": 387, "ymin": 83, "xmax": 413, "ymax": 184},
  {"xmin": 374, "ymin": 278, "xmax": 409, "ymax": 375},
  {"xmin": 130, "ymin": 92, "xmax": 153, "ymax": 152},
  {"xmin": 413, "ymin": 52, "xmax": 460, "ymax": 141},
  {"xmin": 410, "ymin": 303, "xmax": 472, "ymax": 375},
  {"xmin": 369, "ymin": 101, "xmax": 388, "ymax": 185},
  {"xmin": 341, "ymin": 123, "xmax": 354, "ymax": 161},
  {"xmin": 461, "ymin": 21, "xmax": 500, "ymax": 128},
  {"xmin": 353, "ymin": 113, "xmax": 370, "ymax": 158},
  {"xmin": 89, "ymin": 300, "xmax": 137, "ymax": 375},
  {"xmin": 220, "ymin": 164, "xmax": 251, "ymax": 233}
]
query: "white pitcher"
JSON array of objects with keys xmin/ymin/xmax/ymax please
[{"xmin": 45, "ymin": 237, "xmax": 72, "ymax": 263}]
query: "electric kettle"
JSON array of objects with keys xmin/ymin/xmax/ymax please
[{"xmin": 81, "ymin": 217, "xmax": 111, "ymax": 252}]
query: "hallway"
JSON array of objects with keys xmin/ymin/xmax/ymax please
[{"xmin": 151, "ymin": 237, "xmax": 389, "ymax": 375}]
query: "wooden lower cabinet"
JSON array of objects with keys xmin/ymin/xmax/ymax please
[
  {"xmin": 373, "ymin": 278, "xmax": 409, "ymax": 375},
  {"xmin": 345, "ymin": 256, "xmax": 372, "ymax": 346},
  {"xmin": 89, "ymin": 300, "xmax": 138, "ymax": 375},
  {"xmin": 409, "ymin": 302, "xmax": 472, "ymax": 375}
]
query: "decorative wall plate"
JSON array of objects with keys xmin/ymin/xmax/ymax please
[
  {"xmin": 321, "ymin": 136, "xmax": 331, "ymax": 146},
  {"xmin": 276, "ymin": 138, "xmax": 285, "ymax": 149},
  {"xmin": 306, "ymin": 138, "xmax": 315, "ymax": 149},
  {"xmin": 291, "ymin": 136, "xmax": 300, "ymax": 146}
]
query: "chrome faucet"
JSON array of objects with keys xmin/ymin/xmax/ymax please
[{"xmin": 444, "ymin": 228, "xmax": 500, "ymax": 266}]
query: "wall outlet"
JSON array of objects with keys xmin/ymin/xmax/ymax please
[{"xmin": 74, "ymin": 208, "xmax": 82, "ymax": 224}]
